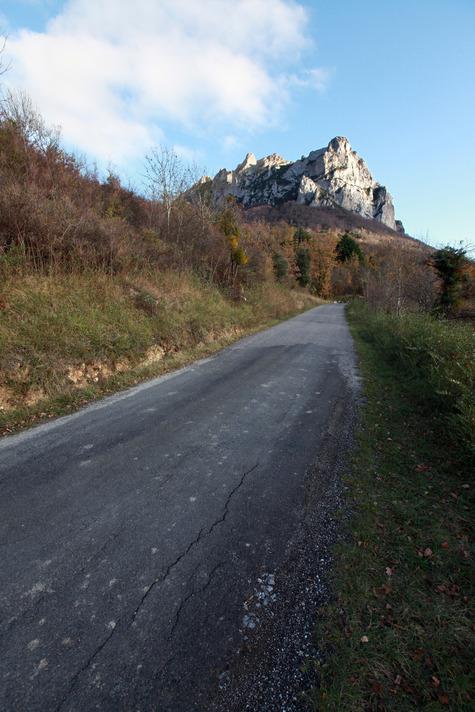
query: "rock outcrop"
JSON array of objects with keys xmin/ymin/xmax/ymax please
[
  {"xmin": 395, "ymin": 219, "xmax": 405, "ymax": 234},
  {"xmin": 203, "ymin": 137, "xmax": 398, "ymax": 230}
]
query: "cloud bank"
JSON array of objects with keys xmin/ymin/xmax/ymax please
[{"xmin": 5, "ymin": 0, "xmax": 328, "ymax": 164}]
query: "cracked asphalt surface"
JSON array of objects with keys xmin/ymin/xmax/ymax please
[{"xmin": 0, "ymin": 303, "xmax": 358, "ymax": 711}]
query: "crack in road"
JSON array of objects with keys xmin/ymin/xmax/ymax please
[
  {"xmin": 130, "ymin": 461, "xmax": 259, "ymax": 628},
  {"xmin": 168, "ymin": 561, "xmax": 224, "ymax": 641},
  {"xmin": 207, "ymin": 462, "xmax": 259, "ymax": 538},
  {"xmin": 54, "ymin": 461, "xmax": 259, "ymax": 711},
  {"xmin": 54, "ymin": 623, "xmax": 118, "ymax": 712}
]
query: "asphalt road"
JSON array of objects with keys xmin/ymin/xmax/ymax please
[{"xmin": 0, "ymin": 303, "xmax": 358, "ymax": 711}]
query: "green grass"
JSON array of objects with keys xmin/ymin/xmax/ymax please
[
  {"xmin": 0, "ymin": 270, "xmax": 320, "ymax": 434},
  {"xmin": 351, "ymin": 301, "xmax": 474, "ymax": 460},
  {"xmin": 308, "ymin": 302, "xmax": 474, "ymax": 711}
]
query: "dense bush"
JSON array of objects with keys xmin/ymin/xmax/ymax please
[
  {"xmin": 335, "ymin": 232, "xmax": 364, "ymax": 263},
  {"xmin": 294, "ymin": 226, "xmax": 311, "ymax": 244},
  {"xmin": 272, "ymin": 252, "xmax": 289, "ymax": 281},
  {"xmin": 432, "ymin": 245, "xmax": 469, "ymax": 313},
  {"xmin": 295, "ymin": 246, "xmax": 311, "ymax": 286}
]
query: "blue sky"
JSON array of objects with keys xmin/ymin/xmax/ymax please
[{"xmin": 1, "ymin": 0, "xmax": 474, "ymax": 246}]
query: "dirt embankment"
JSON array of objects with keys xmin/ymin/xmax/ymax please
[{"xmin": 0, "ymin": 270, "xmax": 319, "ymax": 432}]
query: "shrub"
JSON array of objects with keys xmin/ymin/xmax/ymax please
[
  {"xmin": 294, "ymin": 226, "xmax": 311, "ymax": 244},
  {"xmin": 295, "ymin": 247, "xmax": 311, "ymax": 287},
  {"xmin": 335, "ymin": 232, "xmax": 364, "ymax": 263},
  {"xmin": 432, "ymin": 245, "xmax": 468, "ymax": 313},
  {"xmin": 272, "ymin": 252, "xmax": 289, "ymax": 281}
]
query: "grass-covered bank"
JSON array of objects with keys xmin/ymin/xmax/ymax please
[
  {"xmin": 309, "ymin": 302, "xmax": 474, "ymax": 710},
  {"xmin": 0, "ymin": 271, "xmax": 320, "ymax": 435},
  {"xmin": 350, "ymin": 301, "xmax": 474, "ymax": 461}
]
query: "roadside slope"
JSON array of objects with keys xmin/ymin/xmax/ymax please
[{"xmin": 0, "ymin": 271, "xmax": 318, "ymax": 435}]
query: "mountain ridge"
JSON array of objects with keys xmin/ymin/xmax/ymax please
[{"xmin": 201, "ymin": 137, "xmax": 403, "ymax": 232}]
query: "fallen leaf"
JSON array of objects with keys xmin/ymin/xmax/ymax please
[
  {"xmin": 438, "ymin": 693, "xmax": 449, "ymax": 705},
  {"xmin": 360, "ymin": 635, "xmax": 369, "ymax": 643},
  {"xmin": 385, "ymin": 567, "xmax": 394, "ymax": 577},
  {"xmin": 432, "ymin": 676, "xmax": 441, "ymax": 688},
  {"xmin": 441, "ymin": 542, "xmax": 449, "ymax": 549},
  {"xmin": 424, "ymin": 548, "xmax": 433, "ymax": 558},
  {"xmin": 415, "ymin": 463, "xmax": 431, "ymax": 472}
]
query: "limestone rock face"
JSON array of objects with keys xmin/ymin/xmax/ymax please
[{"xmin": 205, "ymin": 136, "xmax": 397, "ymax": 229}]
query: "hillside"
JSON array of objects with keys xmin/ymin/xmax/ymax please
[{"xmin": 243, "ymin": 202, "xmax": 399, "ymax": 239}]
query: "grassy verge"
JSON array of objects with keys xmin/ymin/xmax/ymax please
[
  {"xmin": 309, "ymin": 302, "xmax": 474, "ymax": 710},
  {"xmin": 0, "ymin": 270, "xmax": 320, "ymax": 435}
]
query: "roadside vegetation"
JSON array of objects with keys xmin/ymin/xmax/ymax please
[
  {"xmin": 352, "ymin": 302, "xmax": 474, "ymax": 459},
  {"xmin": 307, "ymin": 299, "xmax": 474, "ymax": 709}
]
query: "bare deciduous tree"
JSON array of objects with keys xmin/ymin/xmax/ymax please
[
  {"xmin": 144, "ymin": 145, "xmax": 194, "ymax": 236},
  {"xmin": 362, "ymin": 239, "xmax": 436, "ymax": 314},
  {"xmin": 0, "ymin": 89, "xmax": 60, "ymax": 152}
]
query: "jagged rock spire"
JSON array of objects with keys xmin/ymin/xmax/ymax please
[{"xmin": 204, "ymin": 137, "xmax": 397, "ymax": 230}]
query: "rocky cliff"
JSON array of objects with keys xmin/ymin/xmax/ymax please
[{"xmin": 203, "ymin": 137, "xmax": 398, "ymax": 230}]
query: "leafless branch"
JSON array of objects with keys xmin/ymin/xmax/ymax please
[{"xmin": 0, "ymin": 34, "xmax": 11, "ymax": 77}]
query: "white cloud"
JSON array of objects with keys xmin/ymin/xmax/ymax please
[
  {"xmin": 4, "ymin": 0, "xmax": 326, "ymax": 165},
  {"xmin": 172, "ymin": 143, "xmax": 204, "ymax": 164},
  {"xmin": 306, "ymin": 67, "xmax": 333, "ymax": 92},
  {"xmin": 222, "ymin": 134, "xmax": 240, "ymax": 152},
  {"xmin": 284, "ymin": 66, "xmax": 333, "ymax": 93}
]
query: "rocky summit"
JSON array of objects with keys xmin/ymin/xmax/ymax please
[{"xmin": 202, "ymin": 137, "xmax": 399, "ymax": 230}]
